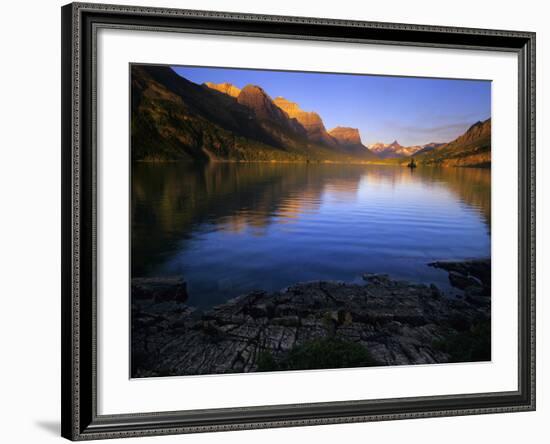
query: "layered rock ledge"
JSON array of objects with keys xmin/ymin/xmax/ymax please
[{"xmin": 132, "ymin": 260, "xmax": 490, "ymax": 377}]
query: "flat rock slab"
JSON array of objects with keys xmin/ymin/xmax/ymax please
[{"xmin": 132, "ymin": 260, "xmax": 490, "ymax": 377}]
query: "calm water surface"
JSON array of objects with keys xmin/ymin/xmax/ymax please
[{"xmin": 132, "ymin": 163, "xmax": 490, "ymax": 309}]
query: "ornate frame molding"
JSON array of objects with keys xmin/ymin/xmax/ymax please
[{"xmin": 61, "ymin": 2, "xmax": 535, "ymax": 440}]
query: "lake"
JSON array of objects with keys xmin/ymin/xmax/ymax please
[{"xmin": 132, "ymin": 162, "xmax": 490, "ymax": 309}]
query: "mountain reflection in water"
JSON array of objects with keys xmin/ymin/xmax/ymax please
[{"xmin": 132, "ymin": 162, "xmax": 490, "ymax": 309}]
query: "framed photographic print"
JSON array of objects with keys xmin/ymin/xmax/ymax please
[{"xmin": 61, "ymin": 2, "xmax": 536, "ymax": 440}]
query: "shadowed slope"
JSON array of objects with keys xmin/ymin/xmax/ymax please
[
  {"xmin": 414, "ymin": 119, "xmax": 491, "ymax": 167},
  {"xmin": 132, "ymin": 65, "xmax": 365, "ymax": 162}
]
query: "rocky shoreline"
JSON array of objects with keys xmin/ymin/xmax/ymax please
[{"xmin": 131, "ymin": 259, "xmax": 490, "ymax": 377}]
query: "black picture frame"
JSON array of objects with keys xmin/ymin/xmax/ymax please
[{"xmin": 61, "ymin": 2, "xmax": 536, "ymax": 440}]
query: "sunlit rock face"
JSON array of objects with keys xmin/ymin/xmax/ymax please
[
  {"xmin": 454, "ymin": 119, "xmax": 491, "ymax": 145},
  {"xmin": 329, "ymin": 126, "xmax": 362, "ymax": 146},
  {"xmin": 273, "ymin": 96, "xmax": 337, "ymax": 147},
  {"xmin": 328, "ymin": 126, "xmax": 377, "ymax": 159},
  {"xmin": 204, "ymin": 81, "xmax": 241, "ymax": 98}
]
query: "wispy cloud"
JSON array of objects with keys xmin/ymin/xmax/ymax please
[
  {"xmin": 391, "ymin": 121, "xmax": 471, "ymax": 136},
  {"xmin": 378, "ymin": 118, "xmax": 483, "ymax": 145}
]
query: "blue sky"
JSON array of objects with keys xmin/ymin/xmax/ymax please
[{"xmin": 171, "ymin": 65, "xmax": 491, "ymax": 147}]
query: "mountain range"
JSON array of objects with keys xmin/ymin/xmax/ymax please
[
  {"xmin": 368, "ymin": 140, "xmax": 445, "ymax": 158},
  {"xmin": 131, "ymin": 65, "xmax": 490, "ymax": 167}
]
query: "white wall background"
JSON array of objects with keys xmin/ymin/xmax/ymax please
[{"xmin": 0, "ymin": 0, "xmax": 546, "ymax": 443}]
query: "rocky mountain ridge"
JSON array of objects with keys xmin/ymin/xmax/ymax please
[
  {"xmin": 204, "ymin": 81, "xmax": 376, "ymax": 160},
  {"xmin": 204, "ymin": 81, "xmax": 241, "ymax": 98},
  {"xmin": 368, "ymin": 140, "xmax": 442, "ymax": 159},
  {"xmin": 412, "ymin": 119, "xmax": 491, "ymax": 167},
  {"xmin": 329, "ymin": 126, "xmax": 362, "ymax": 145},
  {"xmin": 328, "ymin": 126, "xmax": 376, "ymax": 158},
  {"xmin": 272, "ymin": 97, "xmax": 338, "ymax": 147},
  {"xmin": 132, "ymin": 65, "xmax": 490, "ymax": 166}
]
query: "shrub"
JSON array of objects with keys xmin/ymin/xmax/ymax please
[
  {"xmin": 433, "ymin": 320, "xmax": 491, "ymax": 363},
  {"xmin": 257, "ymin": 337, "xmax": 379, "ymax": 372}
]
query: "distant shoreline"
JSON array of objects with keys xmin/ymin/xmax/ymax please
[{"xmin": 133, "ymin": 159, "xmax": 491, "ymax": 168}]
